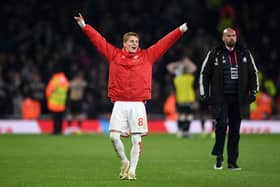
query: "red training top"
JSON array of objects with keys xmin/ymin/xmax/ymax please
[{"xmin": 83, "ymin": 24, "xmax": 184, "ymax": 101}]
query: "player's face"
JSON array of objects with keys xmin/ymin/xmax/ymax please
[
  {"xmin": 123, "ymin": 36, "xmax": 139, "ymax": 53},
  {"xmin": 222, "ymin": 28, "xmax": 237, "ymax": 48}
]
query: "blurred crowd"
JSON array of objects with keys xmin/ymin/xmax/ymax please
[{"xmin": 0, "ymin": 0, "xmax": 279, "ymax": 119}]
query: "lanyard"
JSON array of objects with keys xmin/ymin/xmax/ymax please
[{"xmin": 228, "ymin": 51, "xmax": 238, "ymax": 66}]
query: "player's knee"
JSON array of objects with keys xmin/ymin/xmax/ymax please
[
  {"xmin": 109, "ymin": 132, "xmax": 120, "ymax": 141},
  {"xmin": 131, "ymin": 134, "xmax": 141, "ymax": 145}
]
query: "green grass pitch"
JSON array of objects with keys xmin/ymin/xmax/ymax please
[{"xmin": 0, "ymin": 134, "xmax": 280, "ymax": 187}]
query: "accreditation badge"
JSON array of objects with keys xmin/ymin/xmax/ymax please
[{"xmin": 230, "ymin": 65, "xmax": 238, "ymax": 79}]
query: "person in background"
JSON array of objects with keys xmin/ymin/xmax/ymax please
[
  {"xmin": 21, "ymin": 97, "xmax": 41, "ymax": 119},
  {"xmin": 46, "ymin": 67, "xmax": 69, "ymax": 135},
  {"xmin": 163, "ymin": 90, "xmax": 178, "ymax": 121},
  {"xmin": 22, "ymin": 71, "xmax": 45, "ymax": 120},
  {"xmin": 74, "ymin": 13, "xmax": 188, "ymax": 180},
  {"xmin": 250, "ymin": 80, "xmax": 273, "ymax": 120},
  {"xmin": 167, "ymin": 57, "xmax": 197, "ymax": 138},
  {"xmin": 0, "ymin": 68, "xmax": 10, "ymax": 118},
  {"xmin": 199, "ymin": 28, "xmax": 259, "ymax": 170},
  {"xmin": 65, "ymin": 72, "xmax": 87, "ymax": 134}
]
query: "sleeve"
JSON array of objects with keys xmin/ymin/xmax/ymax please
[
  {"xmin": 82, "ymin": 24, "xmax": 118, "ymax": 62},
  {"xmin": 247, "ymin": 50, "xmax": 259, "ymax": 93},
  {"xmin": 46, "ymin": 79, "xmax": 55, "ymax": 98},
  {"xmin": 146, "ymin": 28, "xmax": 184, "ymax": 63},
  {"xmin": 199, "ymin": 50, "xmax": 214, "ymax": 97}
]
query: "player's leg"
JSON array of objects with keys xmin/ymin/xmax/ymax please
[
  {"xmin": 76, "ymin": 113, "xmax": 86, "ymax": 133},
  {"xmin": 109, "ymin": 102, "xmax": 130, "ymax": 179},
  {"xmin": 63, "ymin": 112, "xmax": 73, "ymax": 135},
  {"xmin": 109, "ymin": 131, "xmax": 130, "ymax": 178},
  {"xmin": 128, "ymin": 133, "xmax": 142, "ymax": 180},
  {"xmin": 66, "ymin": 100, "xmax": 74, "ymax": 128},
  {"xmin": 183, "ymin": 114, "xmax": 193, "ymax": 138},
  {"xmin": 109, "ymin": 132, "xmax": 129, "ymax": 161},
  {"xmin": 127, "ymin": 102, "xmax": 148, "ymax": 180},
  {"xmin": 212, "ymin": 103, "xmax": 228, "ymax": 169},
  {"xmin": 201, "ymin": 119, "xmax": 205, "ymax": 132},
  {"xmin": 177, "ymin": 113, "xmax": 185, "ymax": 138},
  {"xmin": 227, "ymin": 99, "xmax": 241, "ymax": 170},
  {"xmin": 177, "ymin": 113, "xmax": 191, "ymax": 138}
]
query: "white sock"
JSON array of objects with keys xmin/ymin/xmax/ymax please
[
  {"xmin": 109, "ymin": 132, "xmax": 128, "ymax": 163},
  {"xmin": 129, "ymin": 134, "xmax": 142, "ymax": 174}
]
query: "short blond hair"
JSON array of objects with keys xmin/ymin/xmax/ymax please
[{"xmin": 122, "ymin": 32, "xmax": 139, "ymax": 42}]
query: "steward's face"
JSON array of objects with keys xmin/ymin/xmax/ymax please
[
  {"xmin": 123, "ymin": 36, "xmax": 139, "ymax": 53},
  {"xmin": 222, "ymin": 29, "xmax": 237, "ymax": 48}
]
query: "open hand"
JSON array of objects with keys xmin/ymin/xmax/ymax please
[{"xmin": 74, "ymin": 13, "xmax": 86, "ymax": 28}]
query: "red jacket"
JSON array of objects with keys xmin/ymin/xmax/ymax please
[{"xmin": 83, "ymin": 24, "xmax": 184, "ymax": 101}]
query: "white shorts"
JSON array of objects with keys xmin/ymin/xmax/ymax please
[{"xmin": 109, "ymin": 101, "xmax": 148, "ymax": 136}]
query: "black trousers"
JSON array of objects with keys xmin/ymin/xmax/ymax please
[
  {"xmin": 211, "ymin": 94, "xmax": 241, "ymax": 164},
  {"xmin": 52, "ymin": 112, "xmax": 64, "ymax": 135}
]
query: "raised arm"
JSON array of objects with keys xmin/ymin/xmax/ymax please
[
  {"xmin": 146, "ymin": 23, "xmax": 188, "ymax": 63},
  {"xmin": 167, "ymin": 56, "xmax": 196, "ymax": 75},
  {"xmin": 181, "ymin": 57, "xmax": 197, "ymax": 73},
  {"xmin": 74, "ymin": 13, "xmax": 117, "ymax": 62},
  {"xmin": 166, "ymin": 61, "xmax": 183, "ymax": 74}
]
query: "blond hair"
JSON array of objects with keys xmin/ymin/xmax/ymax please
[{"xmin": 122, "ymin": 32, "xmax": 139, "ymax": 42}]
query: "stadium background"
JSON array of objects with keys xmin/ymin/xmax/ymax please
[
  {"xmin": 1, "ymin": 1, "xmax": 280, "ymax": 187},
  {"xmin": 0, "ymin": 0, "xmax": 279, "ymax": 125}
]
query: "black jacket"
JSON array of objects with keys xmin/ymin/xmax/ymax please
[{"xmin": 199, "ymin": 43, "xmax": 259, "ymax": 118}]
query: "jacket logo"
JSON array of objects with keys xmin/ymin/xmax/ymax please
[
  {"xmin": 133, "ymin": 55, "xmax": 139, "ymax": 63},
  {"xmin": 221, "ymin": 56, "xmax": 226, "ymax": 64},
  {"xmin": 214, "ymin": 57, "xmax": 219, "ymax": 66},
  {"xmin": 243, "ymin": 57, "xmax": 247, "ymax": 63}
]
